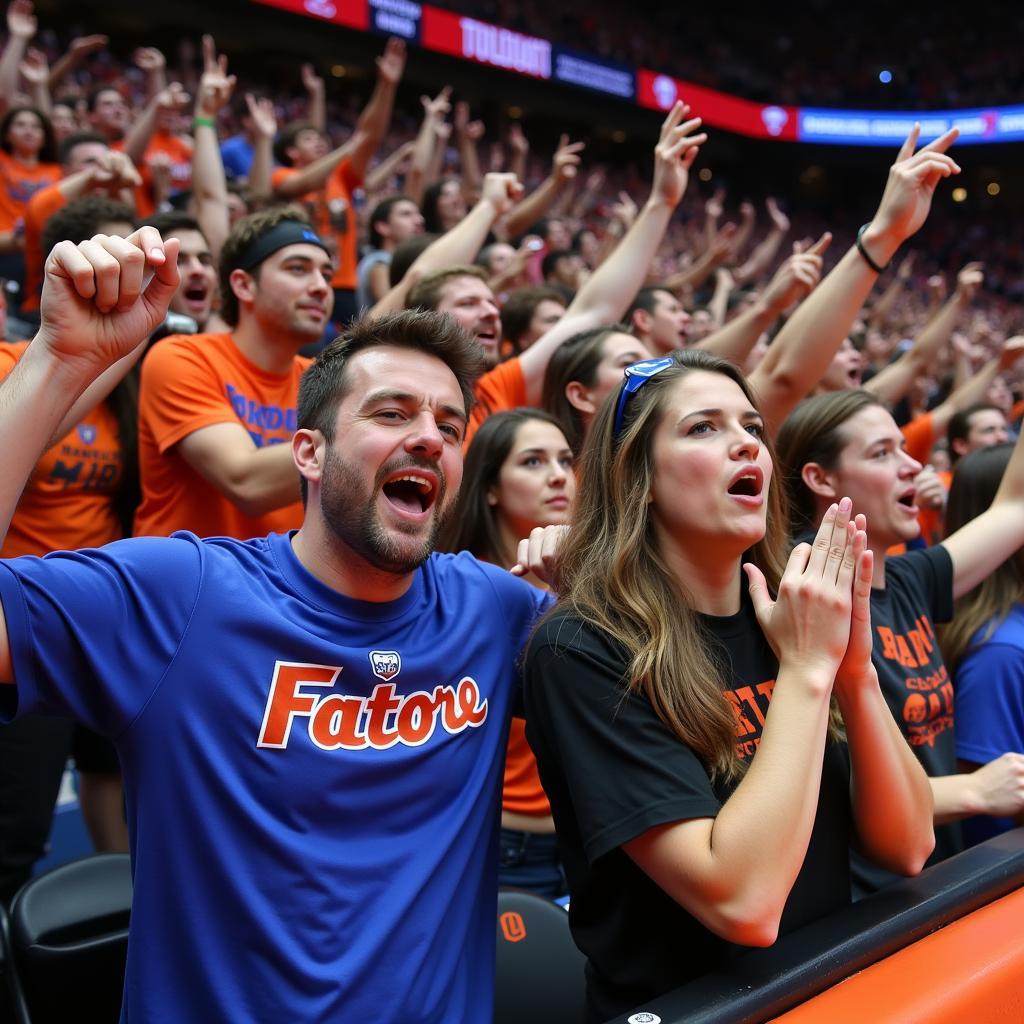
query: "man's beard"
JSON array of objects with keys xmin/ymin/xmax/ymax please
[{"xmin": 319, "ymin": 445, "xmax": 451, "ymax": 575}]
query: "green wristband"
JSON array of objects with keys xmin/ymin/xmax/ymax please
[{"xmin": 193, "ymin": 116, "xmax": 216, "ymax": 129}]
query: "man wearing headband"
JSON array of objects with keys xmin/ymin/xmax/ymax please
[{"xmin": 134, "ymin": 207, "xmax": 334, "ymax": 538}]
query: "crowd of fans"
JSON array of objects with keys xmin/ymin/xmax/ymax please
[{"xmin": 2, "ymin": 0, "xmax": 1024, "ymax": 1018}]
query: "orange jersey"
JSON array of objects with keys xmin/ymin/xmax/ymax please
[
  {"xmin": 134, "ymin": 332, "xmax": 311, "ymax": 539},
  {"xmin": 142, "ymin": 130, "xmax": 193, "ymax": 195},
  {"xmin": 0, "ymin": 153, "xmax": 59, "ymax": 233},
  {"xmin": 502, "ymin": 718, "xmax": 551, "ymax": 816},
  {"xmin": 901, "ymin": 411, "xmax": 936, "ymax": 467},
  {"xmin": 272, "ymin": 160, "xmax": 361, "ymax": 290},
  {"xmin": 22, "ymin": 181, "xmax": 67, "ymax": 312},
  {"xmin": 464, "ymin": 357, "xmax": 527, "ymax": 449},
  {"xmin": 0, "ymin": 341, "xmax": 123, "ymax": 557}
]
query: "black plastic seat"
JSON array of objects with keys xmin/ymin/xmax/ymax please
[
  {"xmin": 494, "ymin": 888, "xmax": 586, "ymax": 1024},
  {"xmin": 9, "ymin": 853, "xmax": 132, "ymax": 1024}
]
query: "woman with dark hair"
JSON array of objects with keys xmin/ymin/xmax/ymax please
[
  {"xmin": 440, "ymin": 408, "xmax": 574, "ymax": 897},
  {"xmin": 777, "ymin": 390, "xmax": 1024, "ymax": 893},
  {"xmin": 421, "ymin": 176, "xmax": 467, "ymax": 234},
  {"xmin": 541, "ymin": 324, "xmax": 651, "ymax": 454},
  {"xmin": 0, "ymin": 105, "xmax": 59, "ymax": 268},
  {"xmin": 524, "ymin": 350, "xmax": 932, "ymax": 1020},
  {"xmin": 940, "ymin": 443, "xmax": 1024, "ymax": 845}
]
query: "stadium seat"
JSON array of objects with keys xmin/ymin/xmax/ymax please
[
  {"xmin": 1, "ymin": 901, "xmax": 31, "ymax": 1024},
  {"xmin": 8, "ymin": 853, "xmax": 132, "ymax": 1024},
  {"xmin": 494, "ymin": 888, "xmax": 586, "ymax": 1024}
]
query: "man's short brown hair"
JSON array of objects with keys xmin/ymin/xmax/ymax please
[
  {"xmin": 217, "ymin": 205, "xmax": 312, "ymax": 327},
  {"xmin": 296, "ymin": 309, "xmax": 486, "ymax": 501},
  {"xmin": 407, "ymin": 265, "xmax": 489, "ymax": 313},
  {"xmin": 501, "ymin": 285, "xmax": 566, "ymax": 346}
]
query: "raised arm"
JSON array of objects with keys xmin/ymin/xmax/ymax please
[
  {"xmin": 515, "ymin": 102, "xmax": 706, "ymax": 405},
  {"xmin": 0, "ymin": 228, "xmax": 179, "ymax": 682},
  {"xmin": 406, "ymin": 86, "xmax": 450, "ymax": 205},
  {"xmin": 272, "ymin": 131, "xmax": 366, "ymax": 199},
  {"xmin": 695, "ymin": 240, "xmax": 829, "ymax": 366},
  {"xmin": 243, "ymin": 93, "xmax": 276, "ymax": 201},
  {"xmin": 368, "ymin": 172, "xmax": 523, "ymax": 317},
  {"xmin": 507, "ymin": 122, "xmax": 529, "ymax": 185},
  {"xmin": 729, "ymin": 200, "xmax": 756, "ymax": 264},
  {"xmin": 17, "ymin": 46, "xmax": 49, "ymax": 114},
  {"xmin": 0, "ymin": 0, "xmax": 35, "ymax": 112},
  {"xmin": 344, "ymin": 37, "xmax": 405, "ymax": 182},
  {"xmin": 363, "ymin": 140, "xmax": 414, "ymax": 195},
  {"xmin": 668, "ymin": 231, "xmax": 730, "ymax": 300},
  {"xmin": 123, "ymin": 81, "xmax": 190, "ymax": 169},
  {"xmin": 866, "ymin": 261, "xmax": 982, "ymax": 406},
  {"xmin": 301, "ymin": 62, "xmax": 325, "ymax": 134},
  {"xmin": 132, "ymin": 47, "xmax": 168, "ymax": 103},
  {"xmin": 48, "ymin": 33, "xmax": 107, "ymax": 94},
  {"xmin": 733, "ymin": 198, "xmax": 790, "ymax": 285},
  {"xmin": 867, "ymin": 251, "xmax": 915, "ymax": 329},
  {"xmin": 748, "ymin": 125, "xmax": 960, "ymax": 430},
  {"xmin": 502, "ymin": 134, "xmax": 584, "ymax": 240},
  {"xmin": 190, "ymin": 35, "xmax": 235, "ymax": 262},
  {"xmin": 453, "ymin": 100, "xmax": 484, "ymax": 200}
]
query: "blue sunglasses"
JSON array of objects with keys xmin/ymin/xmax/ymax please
[{"xmin": 612, "ymin": 356, "xmax": 677, "ymax": 439}]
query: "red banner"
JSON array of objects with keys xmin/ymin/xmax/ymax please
[
  {"xmin": 637, "ymin": 70, "xmax": 798, "ymax": 141},
  {"xmin": 251, "ymin": 0, "xmax": 368, "ymax": 31},
  {"xmin": 421, "ymin": 7, "xmax": 551, "ymax": 79}
]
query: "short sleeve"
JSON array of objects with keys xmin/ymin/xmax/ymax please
[
  {"xmin": 0, "ymin": 536, "xmax": 202, "ymax": 735},
  {"xmin": 139, "ymin": 338, "xmax": 241, "ymax": 453},
  {"xmin": 465, "ymin": 359, "xmax": 527, "ymax": 447},
  {"xmin": 892, "ymin": 544, "xmax": 954, "ymax": 625},
  {"xmin": 955, "ymin": 641, "xmax": 1024, "ymax": 765},
  {"xmin": 524, "ymin": 619, "xmax": 720, "ymax": 863}
]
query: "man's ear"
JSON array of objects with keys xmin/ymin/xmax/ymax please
[
  {"xmin": 229, "ymin": 268, "xmax": 256, "ymax": 306},
  {"xmin": 800, "ymin": 461, "xmax": 839, "ymax": 500},
  {"xmin": 631, "ymin": 308, "xmax": 651, "ymax": 334},
  {"xmin": 951, "ymin": 437, "xmax": 969, "ymax": 459},
  {"xmin": 565, "ymin": 380, "xmax": 597, "ymax": 416},
  {"xmin": 293, "ymin": 429, "xmax": 326, "ymax": 489}
]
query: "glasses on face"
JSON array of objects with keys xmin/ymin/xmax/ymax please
[{"xmin": 612, "ymin": 356, "xmax": 677, "ymax": 439}]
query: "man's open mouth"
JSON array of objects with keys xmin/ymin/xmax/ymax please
[{"xmin": 382, "ymin": 472, "xmax": 438, "ymax": 515}]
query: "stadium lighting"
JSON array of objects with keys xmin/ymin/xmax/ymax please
[
  {"xmin": 331, "ymin": 65, "xmax": 346, "ymax": 77},
  {"xmin": 987, "ymin": 182, "xmax": 1001, "ymax": 196},
  {"xmin": 952, "ymin": 188, "xmax": 968, "ymax": 202},
  {"xmin": 699, "ymin": 168, "xmax": 713, "ymax": 182},
  {"xmin": 879, "ymin": 69, "xmax": 893, "ymax": 84}
]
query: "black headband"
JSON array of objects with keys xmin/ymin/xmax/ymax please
[{"xmin": 234, "ymin": 220, "xmax": 331, "ymax": 272}]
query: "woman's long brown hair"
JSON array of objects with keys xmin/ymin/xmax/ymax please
[{"xmin": 551, "ymin": 349, "xmax": 792, "ymax": 782}]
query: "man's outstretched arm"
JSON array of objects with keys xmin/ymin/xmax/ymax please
[{"xmin": 0, "ymin": 228, "xmax": 180, "ymax": 682}]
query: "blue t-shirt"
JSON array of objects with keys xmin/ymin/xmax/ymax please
[
  {"xmin": 954, "ymin": 603, "xmax": 1024, "ymax": 845},
  {"xmin": 0, "ymin": 531, "xmax": 550, "ymax": 1023}
]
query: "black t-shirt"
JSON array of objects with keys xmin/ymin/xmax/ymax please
[
  {"xmin": 523, "ymin": 595, "xmax": 851, "ymax": 1022},
  {"xmin": 854, "ymin": 543, "xmax": 960, "ymax": 894}
]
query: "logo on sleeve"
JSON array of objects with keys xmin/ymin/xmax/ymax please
[
  {"xmin": 256, "ymin": 661, "xmax": 488, "ymax": 751},
  {"xmin": 369, "ymin": 650, "xmax": 401, "ymax": 681}
]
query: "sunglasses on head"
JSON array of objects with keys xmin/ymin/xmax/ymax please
[{"xmin": 612, "ymin": 356, "xmax": 677, "ymax": 439}]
